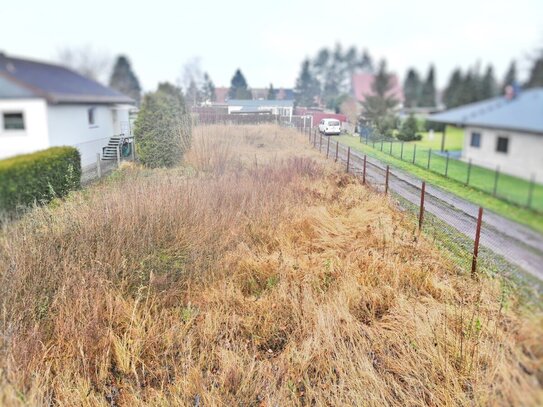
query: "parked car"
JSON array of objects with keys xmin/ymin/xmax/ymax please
[{"xmin": 318, "ymin": 118, "xmax": 341, "ymax": 135}]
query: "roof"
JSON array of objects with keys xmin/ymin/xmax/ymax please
[
  {"xmin": 428, "ymin": 88, "xmax": 543, "ymax": 134},
  {"xmin": 227, "ymin": 99, "xmax": 293, "ymax": 107},
  {"xmin": 0, "ymin": 53, "xmax": 134, "ymax": 104},
  {"xmin": 295, "ymin": 108, "xmax": 348, "ymax": 123},
  {"xmin": 351, "ymin": 72, "xmax": 404, "ymax": 104}
]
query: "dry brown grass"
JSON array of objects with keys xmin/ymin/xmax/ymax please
[{"xmin": 0, "ymin": 124, "xmax": 542, "ymax": 406}]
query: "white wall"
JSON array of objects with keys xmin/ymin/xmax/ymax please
[
  {"xmin": 463, "ymin": 126, "xmax": 543, "ymax": 180},
  {"xmin": 0, "ymin": 99, "xmax": 49, "ymax": 159},
  {"xmin": 47, "ymin": 104, "xmax": 130, "ymax": 166}
]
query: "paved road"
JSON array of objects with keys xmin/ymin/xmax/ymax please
[{"xmin": 327, "ymin": 138, "xmax": 543, "ymax": 282}]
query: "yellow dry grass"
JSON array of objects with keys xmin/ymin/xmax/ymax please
[{"xmin": 0, "ymin": 124, "xmax": 541, "ymax": 406}]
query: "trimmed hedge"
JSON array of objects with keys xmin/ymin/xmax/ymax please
[{"xmin": 0, "ymin": 147, "xmax": 81, "ymax": 213}]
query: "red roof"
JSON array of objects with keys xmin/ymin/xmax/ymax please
[
  {"xmin": 214, "ymin": 87, "xmax": 229, "ymax": 103},
  {"xmin": 351, "ymin": 72, "xmax": 403, "ymax": 104}
]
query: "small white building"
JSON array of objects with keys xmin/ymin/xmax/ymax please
[
  {"xmin": 0, "ymin": 53, "xmax": 134, "ymax": 167},
  {"xmin": 227, "ymin": 99, "xmax": 293, "ymax": 121},
  {"xmin": 429, "ymin": 88, "xmax": 543, "ymax": 180}
]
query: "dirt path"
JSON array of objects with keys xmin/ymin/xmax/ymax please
[{"xmin": 328, "ymin": 139, "xmax": 543, "ymax": 282}]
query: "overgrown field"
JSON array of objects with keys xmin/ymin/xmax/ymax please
[{"xmin": 0, "ymin": 125, "xmax": 542, "ymax": 406}]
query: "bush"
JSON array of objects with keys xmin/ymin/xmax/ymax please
[
  {"xmin": 397, "ymin": 114, "xmax": 422, "ymax": 141},
  {"xmin": 425, "ymin": 119, "xmax": 445, "ymax": 132},
  {"xmin": 134, "ymin": 82, "xmax": 192, "ymax": 168},
  {"xmin": 0, "ymin": 147, "xmax": 81, "ymax": 213}
]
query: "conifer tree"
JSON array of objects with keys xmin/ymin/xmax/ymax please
[
  {"xmin": 267, "ymin": 83, "xmax": 276, "ymax": 100},
  {"xmin": 228, "ymin": 69, "xmax": 252, "ymax": 99},
  {"xmin": 403, "ymin": 68, "xmax": 421, "ymax": 108},
  {"xmin": 109, "ymin": 55, "xmax": 142, "ymax": 105},
  {"xmin": 419, "ymin": 65, "xmax": 436, "ymax": 107},
  {"xmin": 294, "ymin": 59, "xmax": 320, "ymax": 107}
]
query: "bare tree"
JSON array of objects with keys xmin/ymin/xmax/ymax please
[
  {"xmin": 56, "ymin": 45, "xmax": 112, "ymax": 84},
  {"xmin": 179, "ymin": 57, "xmax": 204, "ymax": 90}
]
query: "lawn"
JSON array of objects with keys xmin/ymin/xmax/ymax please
[
  {"xmin": 414, "ymin": 125, "xmax": 465, "ymax": 150},
  {"xmin": 335, "ymin": 134, "xmax": 543, "ymax": 233}
]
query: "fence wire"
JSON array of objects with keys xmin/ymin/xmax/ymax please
[{"xmin": 304, "ymin": 128, "xmax": 543, "ymax": 293}]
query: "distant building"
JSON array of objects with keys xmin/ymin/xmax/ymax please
[
  {"xmin": 294, "ymin": 108, "xmax": 348, "ymax": 128},
  {"xmin": 227, "ymin": 99, "xmax": 293, "ymax": 120},
  {"xmin": 0, "ymin": 53, "xmax": 134, "ymax": 166},
  {"xmin": 351, "ymin": 72, "xmax": 404, "ymax": 106},
  {"xmin": 429, "ymin": 87, "xmax": 543, "ymax": 180},
  {"xmin": 213, "ymin": 87, "xmax": 294, "ymax": 104}
]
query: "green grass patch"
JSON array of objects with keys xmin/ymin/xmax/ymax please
[
  {"xmin": 414, "ymin": 126, "xmax": 465, "ymax": 150},
  {"xmin": 335, "ymin": 134, "xmax": 543, "ymax": 234}
]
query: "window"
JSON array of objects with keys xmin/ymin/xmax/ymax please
[
  {"xmin": 470, "ymin": 132, "xmax": 481, "ymax": 148},
  {"xmin": 328, "ymin": 120, "xmax": 340, "ymax": 126},
  {"xmin": 88, "ymin": 108, "xmax": 95, "ymax": 126},
  {"xmin": 496, "ymin": 136, "xmax": 509, "ymax": 153},
  {"xmin": 3, "ymin": 112, "xmax": 25, "ymax": 130}
]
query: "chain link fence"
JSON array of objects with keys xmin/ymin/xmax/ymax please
[{"xmin": 300, "ymin": 127, "xmax": 543, "ymax": 293}]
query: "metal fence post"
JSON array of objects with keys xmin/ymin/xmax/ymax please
[
  {"xmin": 116, "ymin": 145, "xmax": 121, "ymax": 168},
  {"xmin": 365, "ymin": 133, "xmax": 369, "ymax": 145},
  {"xmin": 131, "ymin": 135, "xmax": 136, "ymax": 161},
  {"xmin": 385, "ymin": 165, "xmax": 390, "ymax": 194},
  {"xmin": 313, "ymin": 132, "xmax": 317, "ymax": 148},
  {"xmin": 346, "ymin": 147, "xmax": 351, "ymax": 172},
  {"xmin": 527, "ymin": 174, "xmax": 536, "ymax": 208},
  {"xmin": 418, "ymin": 181, "xmax": 426, "ymax": 231},
  {"xmin": 445, "ymin": 152, "xmax": 450, "ymax": 177},
  {"xmin": 471, "ymin": 207, "xmax": 484, "ymax": 277},
  {"xmin": 389, "ymin": 141, "xmax": 393, "ymax": 155},
  {"xmin": 363, "ymin": 155, "xmax": 367, "ymax": 184},
  {"xmin": 466, "ymin": 159, "xmax": 472, "ymax": 185},
  {"xmin": 96, "ymin": 153, "xmax": 102, "ymax": 178},
  {"xmin": 335, "ymin": 141, "xmax": 339, "ymax": 162},
  {"xmin": 326, "ymin": 136, "xmax": 330, "ymax": 158},
  {"xmin": 319, "ymin": 135, "xmax": 323, "ymax": 153},
  {"xmin": 400, "ymin": 142, "xmax": 404, "ymax": 160},
  {"xmin": 493, "ymin": 166, "xmax": 500, "ymax": 196},
  {"xmin": 427, "ymin": 148, "xmax": 432, "ymax": 170},
  {"xmin": 412, "ymin": 144, "xmax": 417, "ymax": 164}
]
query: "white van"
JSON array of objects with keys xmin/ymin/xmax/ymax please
[{"xmin": 318, "ymin": 118, "xmax": 341, "ymax": 135}]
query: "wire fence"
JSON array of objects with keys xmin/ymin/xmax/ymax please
[
  {"xmin": 298, "ymin": 126, "xmax": 543, "ymax": 293},
  {"xmin": 356, "ymin": 131, "xmax": 543, "ymax": 213}
]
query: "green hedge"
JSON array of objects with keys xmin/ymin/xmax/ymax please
[{"xmin": 0, "ymin": 147, "xmax": 81, "ymax": 213}]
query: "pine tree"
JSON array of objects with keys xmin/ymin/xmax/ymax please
[
  {"xmin": 228, "ymin": 69, "xmax": 252, "ymax": 99},
  {"xmin": 359, "ymin": 49, "xmax": 374, "ymax": 72},
  {"xmin": 526, "ymin": 53, "xmax": 543, "ymax": 88},
  {"xmin": 502, "ymin": 60, "xmax": 517, "ymax": 92},
  {"xmin": 294, "ymin": 59, "xmax": 320, "ymax": 107},
  {"xmin": 201, "ymin": 72, "xmax": 216, "ymax": 103},
  {"xmin": 361, "ymin": 60, "xmax": 399, "ymax": 137},
  {"xmin": 267, "ymin": 83, "xmax": 276, "ymax": 100},
  {"xmin": 134, "ymin": 83, "xmax": 191, "ymax": 168},
  {"xmin": 109, "ymin": 55, "xmax": 142, "ymax": 106},
  {"xmin": 403, "ymin": 68, "xmax": 421, "ymax": 108},
  {"xmin": 419, "ymin": 65, "xmax": 436, "ymax": 107},
  {"xmin": 185, "ymin": 79, "xmax": 203, "ymax": 107},
  {"xmin": 480, "ymin": 65, "xmax": 498, "ymax": 99},
  {"xmin": 397, "ymin": 114, "xmax": 421, "ymax": 141},
  {"xmin": 443, "ymin": 69, "xmax": 463, "ymax": 108}
]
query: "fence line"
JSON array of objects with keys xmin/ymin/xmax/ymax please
[{"xmin": 304, "ymin": 127, "xmax": 543, "ymax": 288}]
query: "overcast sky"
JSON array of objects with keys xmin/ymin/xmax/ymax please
[{"xmin": 2, "ymin": 0, "xmax": 542, "ymax": 91}]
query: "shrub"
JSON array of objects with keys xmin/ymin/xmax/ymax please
[
  {"xmin": 0, "ymin": 147, "xmax": 81, "ymax": 213},
  {"xmin": 134, "ymin": 82, "xmax": 192, "ymax": 168},
  {"xmin": 425, "ymin": 119, "xmax": 445, "ymax": 132},
  {"xmin": 397, "ymin": 114, "xmax": 422, "ymax": 141}
]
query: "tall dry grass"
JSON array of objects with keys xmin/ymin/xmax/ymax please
[{"xmin": 0, "ymin": 124, "xmax": 541, "ymax": 406}]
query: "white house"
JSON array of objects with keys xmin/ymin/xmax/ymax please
[
  {"xmin": 227, "ymin": 99, "xmax": 293, "ymax": 121},
  {"xmin": 0, "ymin": 52, "xmax": 134, "ymax": 167},
  {"xmin": 429, "ymin": 88, "xmax": 543, "ymax": 180}
]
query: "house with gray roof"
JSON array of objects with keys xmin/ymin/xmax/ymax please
[
  {"xmin": 0, "ymin": 52, "xmax": 134, "ymax": 166},
  {"xmin": 429, "ymin": 88, "xmax": 543, "ymax": 180}
]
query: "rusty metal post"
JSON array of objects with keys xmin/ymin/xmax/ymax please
[
  {"xmin": 319, "ymin": 135, "xmax": 323, "ymax": 153},
  {"xmin": 400, "ymin": 142, "xmax": 404, "ymax": 160},
  {"xmin": 335, "ymin": 141, "xmax": 339, "ymax": 162},
  {"xmin": 471, "ymin": 207, "xmax": 484, "ymax": 277},
  {"xmin": 418, "ymin": 181, "xmax": 426, "ymax": 231},
  {"xmin": 385, "ymin": 165, "xmax": 390, "ymax": 194},
  {"xmin": 346, "ymin": 147, "xmax": 351, "ymax": 172},
  {"xmin": 326, "ymin": 136, "xmax": 330, "ymax": 158},
  {"xmin": 363, "ymin": 155, "xmax": 367, "ymax": 184}
]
